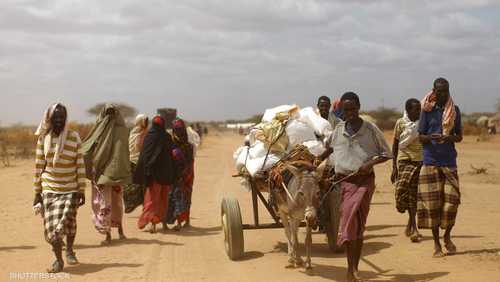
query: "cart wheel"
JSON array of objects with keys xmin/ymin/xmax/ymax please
[
  {"xmin": 221, "ymin": 197, "xmax": 244, "ymax": 260},
  {"xmin": 326, "ymin": 185, "xmax": 343, "ymax": 252}
]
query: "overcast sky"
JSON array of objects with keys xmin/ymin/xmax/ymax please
[{"xmin": 1, "ymin": 0, "xmax": 499, "ymax": 125}]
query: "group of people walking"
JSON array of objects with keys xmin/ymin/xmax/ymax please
[
  {"xmin": 33, "ymin": 104, "xmax": 197, "ymax": 273},
  {"xmin": 316, "ymin": 77, "xmax": 462, "ymax": 282},
  {"xmin": 31, "ymin": 77, "xmax": 462, "ymax": 280}
]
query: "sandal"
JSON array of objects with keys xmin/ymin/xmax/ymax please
[
  {"xmin": 47, "ymin": 260, "xmax": 64, "ymax": 273},
  {"xmin": 66, "ymin": 252, "xmax": 79, "ymax": 265}
]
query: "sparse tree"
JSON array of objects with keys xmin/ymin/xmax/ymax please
[
  {"xmin": 496, "ymin": 98, "xmax": 500, "ymax": 113},
  {"xmin": 87, "ymin": 102, "xmax": 137, "ymax": 121}
]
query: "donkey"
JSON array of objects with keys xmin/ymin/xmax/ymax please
[{"xmin": 275, "ymin": 164, "xmax": 320, "ymax": 270}]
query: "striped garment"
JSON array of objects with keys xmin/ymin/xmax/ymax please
[{"xmin": 34, "ymin": 130, "xmax": 86, "ymax": 194}]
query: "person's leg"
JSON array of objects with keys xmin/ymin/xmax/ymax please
[
  {"xmin": 112, "ymin": 186, "xmax": 126, "ymax": 239},
  {"xmin": 432, "ymin": 226, "xmax": 444, "ymax": 257},
  {"xmin": 443, "ymin": 225, "xmax": 456, "ymax": 254},
  {"xmin": 352, "ymin": 238, "xmax": 364, "ymax": 280},
  {"xmin": 345, "ymin": 241, "xmax": 355, "ymax": 281},
  {"xmin": 66, "ymin": 234, "xmax": 79, "ymax": 265},
  {"xmin": 442, "ymin": 168, "xmax": 460, "ymax": 254},
  {"xmin": 48, "ymin": 236, "xmax": 64, "ymax": 273},
  {"xmin": 409, "ymin": 208, "xmax": 420, "ymax": 242}
]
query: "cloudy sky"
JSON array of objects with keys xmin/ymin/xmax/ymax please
[{"xmin": 1, "ymin": 0, "xmax": 499, "ymax": 125}]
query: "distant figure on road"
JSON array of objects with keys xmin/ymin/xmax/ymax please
[{"xmin": 165, "ymin": 119, "xmax": 195, "ymax": 231}]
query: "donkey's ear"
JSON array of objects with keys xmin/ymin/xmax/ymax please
[{"xmin": 287, "ymin": 165, "xmax": 301, "ymax": 177}]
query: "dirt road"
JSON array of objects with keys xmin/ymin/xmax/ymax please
[{"xmin": 1, "ymin": 132, "xmax": 499, "ymax": 281}]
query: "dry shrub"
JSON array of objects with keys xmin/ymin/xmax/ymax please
[
  {"xmin": 462, "ymin": 123, "xmax": 482, "ymax": 136},
  {"xmin": 0, "ymin": 122, "xmax": 95, "ymax": 159},
  {"xmin": 67, "ymin": 122, "xmax": 94, "ymax": 140}
]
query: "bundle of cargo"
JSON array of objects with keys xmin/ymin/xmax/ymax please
[{"xmin": 234, "ymin": 105, "xmax": 333, "ymax": 178}]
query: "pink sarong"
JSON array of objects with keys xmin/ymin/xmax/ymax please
[
  {"xmin": 337, "ymin": 174, "xmax": 375, "ymax": 246},
  {"xmin": 91, "ymin": 184, "xmax": 124, "ymax": 234},
  {"xmin": 138, "ymin": 181, "xmax": 170, "ymax": 229}
]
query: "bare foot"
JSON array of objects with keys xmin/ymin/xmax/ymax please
[
  {"xmin": 352, "ymin": 270, "xmax": 365, "ymax": 282},
  {"xmin": 410, "ymin": 231, "xmax": 421, "ymax": 243},
  {"xmin": 118, "ymin": 233, "xmax": 127, "ymax": 240},
  {"xmin": 173, "ymin": 224, "xmax": 181, "ymax": 232},
  {"xmin": 405, "ymin": 224, "xmax": 412, "ymax": 237},
  {"xmin": 444, "ymin": 239, "xmax": 457, "ymax": 255},
  {"xmin": 149, "ymin": 224, "xmax": 157, "ymax": 234},
  {"xmin": 101, "ymin": 233, "xmax": 112, "ymax": 245},
  {"xmin": 433, "ymin": 245, "xmax": 445, "ymax": 258},
  {"xmin": 162, "ymin": 223, "xmax": 169, "ymax": 231}
]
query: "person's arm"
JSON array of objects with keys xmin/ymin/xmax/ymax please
[
  {"xmin": 75, "ymin": 133, "xmax": 86, "ymax": 206},
  {"xmin": 359, "ymin": 124, "xmax": 392, "ymax": 175},
  {"xmin": 418, "ymin": 110, "xmax": 434, "ymax": 144},
  {"xmin": 33, "ymin": 137, "xmax": 46, "ymax": 206},
  {"xmin": 391, "ymin": 137, "xmax": 399, "ymax": 183}
]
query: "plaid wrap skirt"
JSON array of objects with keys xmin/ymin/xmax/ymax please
[
  {"xmin": 417, "ymin": 165, "xmax": 461, "ymax": 229},
  {"xmin": 395, "ymin": 160, "xmax": 422, "ymax": 213},
  {"xmin": 42, "ymin": 192, "xmax": 79, "ymax": 244}
]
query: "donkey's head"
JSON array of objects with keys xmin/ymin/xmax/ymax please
[{"xmin": 287, "ymin": 164, "xmax": 321, "ymax": 226}]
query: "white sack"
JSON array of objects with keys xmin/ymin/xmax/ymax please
[
  {"xmin": 262, "ymin": 105, "xmax": 299, "ymax": 123},
  {"xmin": 298, "ymin": 107, "xmax": 333, "ymax": 136},
  {"xmin": 286, "ymin": 119, "xmax": 316, "ymax": 147},
  {"xmin": 303, "ymin": 140, "xmax": 326, "ymax": 157},
  {"xmin": 248, "ymin": 141, "xmax": 267, "ymax": 159},
  {"xmin": 245, "ymin": 154, "xmax": 281, "ymax": 176},
  {"xmin": 233, "ymin": 146, "xmax": 250, "ymax": 171}
]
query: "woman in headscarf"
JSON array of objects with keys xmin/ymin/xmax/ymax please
[
  {"xmin": 81, "ymin": 104, "xmax": 131, "ymax": 244},
  {"xmin": 164, "ymin": 119, "xmax": 195, "ymax": 231},
  {"xmin": 135, "ymin": 116, "xmax": 176, "ymax": 233},
  {"xmin": 129, "ymin": 114, "xmax": 149, "ymax": 166},
  {"xmin": 33, "ymin": 103, "xmax": 86, "ymax": 273},
  {"xmin": 123, "ymin": 114, "xmax": 149, "ymax": 213}
]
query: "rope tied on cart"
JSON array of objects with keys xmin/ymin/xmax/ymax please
[{"xmin": 267, "ymin": 145, "xmax": 317, "ymax": 207}]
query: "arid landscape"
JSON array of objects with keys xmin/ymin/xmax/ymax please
[{"xmin": 0, "ymin": 131, "xmax": 499, "ymax": 282}]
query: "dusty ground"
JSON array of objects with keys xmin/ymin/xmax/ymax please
[{"xmin": 1, "ymin": 132, "xmax": 499, "ymax": 282}]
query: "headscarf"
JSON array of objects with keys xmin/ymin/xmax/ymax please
[
  {"xmin": 399, "ymin": 110, "xmax": 419, "ymax": 149},
  {"xmin": 172, "ymin": 119, "xmax": 194, "ymax": 163},
  {"xmin": 35, "ymin": 103, "xmax": 68, "ymax": 167},
  {"xmin": 81, "ymin": 104, "xmax": 131, "ymax": 185},
  {"xmin": 129, "ymin": 114, "xmax": 149, "ymax": 164},
  {"xmin": 421, "ymin": 91, "xmax": 456, "ymax": 135},
  {"xmin": 133, "ymin": 116, "xmax": 176, "ymax": 186},
  {"xmin": 332, "ymin": 98, "xmax": 344, "ymax": 120}
]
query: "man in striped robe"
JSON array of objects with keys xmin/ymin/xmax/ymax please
[{"xmin": 33, "ymin": 103, "xmax": 86, "ymax": 273}]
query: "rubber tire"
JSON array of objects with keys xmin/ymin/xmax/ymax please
[
  {"xmin": 221, "ymin": 197, "xmax": 244, "ymax": 260},
  {"xmin": 326, "ymin": 185, "xmax": 343, "ymax": 252}
]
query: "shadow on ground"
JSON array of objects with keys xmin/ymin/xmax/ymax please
[
  {"xmin": 0, "ymin": 245, "xmax": 36, "ymax": 252},
  {"xmin": 64, "ymin": 263, "xmax": 142, "ymax": 275},
  {"xmin": 75, "ymin": 238, "xmax": 183, "ymax": 250}
]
